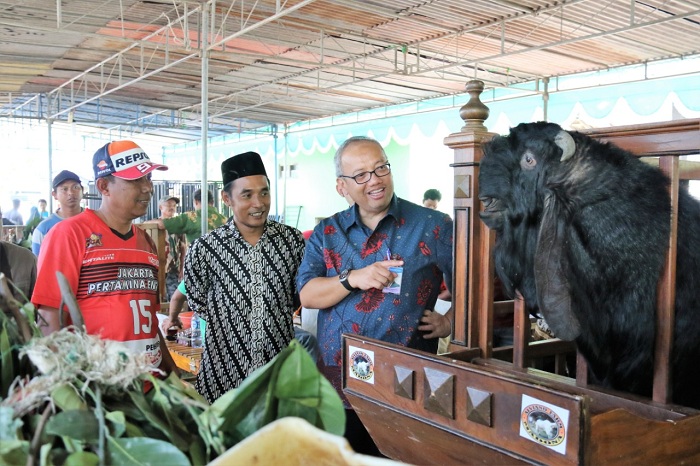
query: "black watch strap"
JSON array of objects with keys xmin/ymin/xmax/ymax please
[{"xmin": 339, "ymin": 269, "xmax": 358, "ymax": 292}]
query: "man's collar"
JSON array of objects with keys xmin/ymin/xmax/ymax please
[
  {"xmin": 228, "ymin": 218, "xmax": 279, "ymax": 239},
  {"xmin": 338, "ymin": 195, "xmax": 399, "ymax": 232}
]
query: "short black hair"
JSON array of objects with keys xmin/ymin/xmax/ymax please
[
  {"xmin": 193, "ymin": 189, "xmax": 214, "ymax": 204},
  {"xmin": 423, "ymin": 188, "xmax": 442, "ymax": 202}
]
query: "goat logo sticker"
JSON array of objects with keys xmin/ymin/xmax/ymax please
[
  {"xmin": 348, "ymin": 346, "xmax": 374, "ymax": 384},
  {"xmin": 519, "ymin": 395, "xmax": 569, "ymax": 454}
]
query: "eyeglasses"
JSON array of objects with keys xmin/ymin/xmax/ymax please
[{"xmin": 339, "ymin": 163, "xmax": 391, "ymax": 185}]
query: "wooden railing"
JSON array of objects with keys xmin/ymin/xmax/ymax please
[
  {"xmin": 444, "ymin": 79, "xmax": 700, "ymax": 404},
  {"xmin": 136, "ymin": 223, "xmax": 168, "ymax": 305}
]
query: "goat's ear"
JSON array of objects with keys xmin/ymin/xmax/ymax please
[
  {"xmin": 534, "ymin": 193, "xmax": 582, "ymax": 340},
  {"xmin": 555, "ymin": 130, "xmax": 576, "ymax": 162}
]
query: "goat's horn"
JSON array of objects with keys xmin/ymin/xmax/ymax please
[{"xmin": 555, "ymin": 130, "xmax": 576, "ymax": 162}]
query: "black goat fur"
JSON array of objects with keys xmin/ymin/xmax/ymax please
[{"xmin": 478, "ymin": 121, "xmax": 700, "ymax": 409}]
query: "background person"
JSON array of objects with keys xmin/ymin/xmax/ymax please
[
  {"xmin": 156, "ymin": 195, "xmax": 186, "ymax": 301},
  {"xmin": 422, "ymin": 188, "xmax": 442, "ymax": 210},
  {"xmin": 149, "ymin": 189, "xmax": 226, "ymax": 245},
  {"xmin": 21, "ymin": 206, "xmax": 42, "ymax": 246},
  {"xmin": 0, "ymin": 240, "xmax": 37, "ymax": 301},
  {"xmin": 5, "ymin": 199, "xmax": 23, "ymax": 225},
  {"xmin": 31, "ymin": 140, "xmax": 178, "ymax": 377},
  {"xmin": 31, "ymin": 170, "xmax": 84, "ymax": 256},
  {"xmin": 38, "ymin": 199, "xmax": 49, "ymax": 219},
  {"xmin": 1, "ymin": 207, "xmax": 15, "ymax": 226},
  {"xmin": 169, "ymin": 151, "xmax": 305, "ymax": 403},
  {"xmin": 297, "ymin": 136, "xmax": 453, "ymax": 456}
]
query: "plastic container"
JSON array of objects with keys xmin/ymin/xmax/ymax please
[
  {"xmin": 191, "ymin": 312, "xmax": 202, "ymax": 348},
  {"xmin": 179, "ymin": 311, "xmax": 194, "ymax": 329}
]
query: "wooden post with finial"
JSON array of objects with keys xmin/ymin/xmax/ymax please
[{"xmin": 443, "ymin": 80, "xmax": 497, "ymax": 357}]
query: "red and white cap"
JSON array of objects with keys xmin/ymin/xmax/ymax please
[{"xmin": 93, "ymin": 140, "xmax": 168, "ymax": 180}]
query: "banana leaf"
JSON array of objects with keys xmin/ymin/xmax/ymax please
[
  {"xmin": 1, "ymin": 291, "xmax": 345, "ymax": 466},
  {"xmin": 64, "ymin": 451, "xmax": 99, "ymax": 466},
  {"xmin": 107, "ymin": 437, "xmax": 190, "ymax": 466},
  {"xmin": 126, "ymin": 389, "xmax": 188, "ymax": 446},
  {"xmin": 105, "ymin": 411, "xmax": 126, "ymax": 438},
  {"xmin": 45, "ymin": 410, "xmax": 100, "ymax": 442},
  {"xmin": 51, "ymin": 383, "xmax": 87, "ymax": 411},
  {"xmin": 0, "ymin": 312, "xmax": 22, "ymax": 397},
  {"xmin": 211, "ymin": 339, "xmax": 345, "ymax": 442}
]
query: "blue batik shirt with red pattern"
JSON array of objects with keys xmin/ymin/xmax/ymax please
[{"xmin": 296, "ymin": 195, "xmax": 453, "ymax": 400}]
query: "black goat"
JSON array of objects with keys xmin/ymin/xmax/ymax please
[{"xmin": 478, "ymin": 121, "xmax": 700, "ymax": 409}]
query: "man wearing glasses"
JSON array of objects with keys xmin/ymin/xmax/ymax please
[{"xmin": 297, "ymin": 136, "xmax": 453, "ymax": 456}]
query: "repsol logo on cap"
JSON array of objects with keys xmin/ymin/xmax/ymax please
[
  {"xmin": 112, "ymin": 147, "xmax": 151, "ymax": 168},
  {"xmin": 95, "ymin": 159, "xmax": 112, "ymax": 177},
  {"xmin": 94, "ymin": 140, "xmax": 168, "ymax": 180}
]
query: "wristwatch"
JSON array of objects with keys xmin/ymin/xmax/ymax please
[{"xmin": 339, "ymin": 269, "xmax": 358, "ymax": 292}]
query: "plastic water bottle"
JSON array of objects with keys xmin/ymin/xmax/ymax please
[{"xmin": 191, "ymin": 312, "xmax": 202, "ymax": 348}]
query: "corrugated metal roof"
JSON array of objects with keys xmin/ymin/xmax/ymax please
[{"xmin": 0, "ymin": 0, "xmax": 698, "ymax": 142}]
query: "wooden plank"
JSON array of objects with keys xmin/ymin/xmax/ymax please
[
  {"xmin": 582, "ymin": 119, "xmax": 700, "ymax": 156},
  {"xmin": 512, "ymin": 294, "xmax": 528, "ymax": 369},
  {"xmin": 345, "ymin": 336, "xmax": 700, "ymax": 464},
  {"xmin": 344, "ymin": 335, "xmax": 584, "ymax": 465},
  {"xmin": 474, "ymin": 358, "xmax": 697, "ymax": 420},
  {"xmin": 137, "ymin": 223, "xmax": 168, "ymax": 304},
  {"xmin": 166, "ymin": 341, "xmax": 202, "ymax": 374},
  {"xmin": 588, "ymin": 409, "xmax": 700, "ymax": 465},
  {"xmin": 642, "ymin": 157, "xmax": 700, "ymax": 180},
  {"xmin": 349, "ymin": 396, "xmax": 532, "ymax": 465},
  {"xmin": 653, "ymin": 155, "xmax": 679, "ymax": 404}
]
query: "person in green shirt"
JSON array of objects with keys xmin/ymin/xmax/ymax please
[{"xmin": 149, "ymin": 189, "xmax": 227, "ymax": 244}]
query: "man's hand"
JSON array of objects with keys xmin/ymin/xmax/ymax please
[
  {"xmin": 141, "ymin": 219, "xmax": 165, "ymax": 230},
  {"xmin": 348, "ymin": 260, "xmax": 404, "ymax": 290},
  {"xmin": 418, "ymin": 309, "xmax": 451, "ymax": 339},
  {"xmin": 161, "ymin": 315, "xmax": 182, "ymax": 335}
]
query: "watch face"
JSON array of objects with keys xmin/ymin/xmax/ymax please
[{"xmin": 340, "ymin": 269, "xmax": 349, "ymax": 280}]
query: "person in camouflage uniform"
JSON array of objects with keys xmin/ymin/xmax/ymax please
[
  {"xmin": 156, "ymin": 195, "xmax": 187, "ymax": 300},
  {"xmin": 154, "ymin": 189, "xmax": 227, "ymax": 244}
]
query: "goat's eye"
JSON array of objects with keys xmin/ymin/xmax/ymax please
[{"xmin": 521, "ymin": 152, "xmax": 537, "ymax": 170}]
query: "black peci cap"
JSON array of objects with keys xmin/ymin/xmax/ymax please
[{"xmin": 221, "ymin": 151, "xmax": 268, "ymax": 186}]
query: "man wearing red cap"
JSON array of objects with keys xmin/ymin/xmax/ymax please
[{"xmin": 32, "ymin": 140, "xmax": 178, "ymax": 376}]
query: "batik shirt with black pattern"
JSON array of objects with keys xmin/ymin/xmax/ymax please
[
  {"xmin": 296, "ymin": 195, "xmax": 453, "ymax": 402},
  {"xmin": 184, "ymin": 219, "xmax": 305, "ymax": 403}
]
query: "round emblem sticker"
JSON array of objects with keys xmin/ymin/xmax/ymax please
[
  {"xmin": 350, "ymin": 350, "xmax": 374, "ymax": 381},
  {"xmin": 521, "ymin": 404, "xmax": 566, "ymax": 446}
]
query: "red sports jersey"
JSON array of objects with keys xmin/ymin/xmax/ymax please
[{"xmin": 33, "ymin": 209, "xmax": 163, "ymax": 367}]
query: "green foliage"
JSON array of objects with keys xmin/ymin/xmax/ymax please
[
  {"xmin": 46, "ymin": 410, "xmax": 100, "ymax": 441},
  {"xmin": 212, "ymin": 339, "xmax": 345, "ymax": 444},
  {"xmin": 0, "ymin": 291, "xmax": 346, "ymax": 465},
  {"xmin": 107, "ymin": 437, "xmax": 190, "ymax": 466}
]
